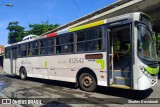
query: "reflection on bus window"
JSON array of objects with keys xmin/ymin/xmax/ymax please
[
  {"xmin": 61, "ymin": 44, "xmax": 73, "ymax": 53},
  {"xmin": 56, "ymin": 46, "xmax": 61, "ymax": 54},
  {"xmin": 32, "ymin": 49, "xmax": 38, "ymax": 56},
  {"xmin": 76, "ymin": 27, "xmax": 102, "ymax": 52},
  {"xmin": 138, "ymin": 25, "xmax": 158, "ymax": 61}
]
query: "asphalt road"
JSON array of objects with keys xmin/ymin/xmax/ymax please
[{"xmin": 0, "ymin": 71, "xmax": 159, "ymax": 107}]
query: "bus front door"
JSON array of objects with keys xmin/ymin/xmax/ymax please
[
  {"xmin": 11, "ymin": 47, "xmax": 17, "ymax": 75},
  {"xmin": 107, "ymin": 25, "xmax": 132, "ymax": 89}
]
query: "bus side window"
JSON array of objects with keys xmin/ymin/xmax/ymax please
[
  {"xmin": 27, "ymin": 43, "xmax": 32, "ymax": 56},
  {"xmin": 45, "ymin": 38, "xmax": 53, "ymax": 55},
  {"xmin": 19, "ymin": 44, "xmax": 27, "ymax": 57},
  {"xmin": 85, "ymin": 28, "xmax": 102, "ymax": 51},
  {"xmin": 31, "ymin": 41, "xmax": 39, "ymax": 56},
  {"xmin": 77, "ymin": 43, "xmax": 84, "ymax": 52},
  {"xmin": 5, "ymin": 48, "xmax": 11, "ymax": 58},
  {"xmin": 56, "ymin": 36, "xmax": 61, "ymax": 54},
  {"xmin": 39, "ymin": 39, "xmax": 45, "ymax": 55},
  {"xmin": 76, "ymin": 27, "xmax": 102, "ymax": 52},
  {"xmin": 56, "ymin": 46, "xmax": 61, "ymax": 54}
]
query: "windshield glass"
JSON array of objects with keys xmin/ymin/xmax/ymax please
[{"xmin": 138, "ymin": 24, "xmax": 158, "ymax": 61}]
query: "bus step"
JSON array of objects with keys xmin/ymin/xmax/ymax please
[
  {"xmin": 114, "ymin": 77, "xmax": 131, "ymax": 86},
  {"xmin": 110, "ymin": 84, "xmax": 131, "ymax": 89},
  {"xmin": 113, "ymin": 71, "xmax": 131, "ymax": 78}
]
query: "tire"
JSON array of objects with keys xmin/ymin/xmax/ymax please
[
  {"xmin": 20, "ymin": 68, "xmax": 27, "ymax": 80},
  {"xmin": 79, "ymin": 73, "xmax": 97, "ymax": 92}
]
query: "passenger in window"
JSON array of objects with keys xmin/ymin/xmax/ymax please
[
  {"xmin": 40, "ymin": 49, "xmax": 45, "ymax": 55},
  {"xmin": 116, "ymin": 44, "xmax": 131, "ymax": 70}
]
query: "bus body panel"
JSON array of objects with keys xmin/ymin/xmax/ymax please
[
  {"xmin": 137, "ymin": 75, "xmax": 158, "ymax": 90},
  {"xmin": 4, "ymin": 59, "xmax": 11, "ymax": 74},
  {"xmin": 14, "ymin": 52, "xmax": 108, "ymax": 86}
]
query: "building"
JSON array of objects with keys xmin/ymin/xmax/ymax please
[
  {"xmin": 0, "ymin": 45, "xmax": 4, "ymax": 69},
  {"xmin": 40, "ymin": 0, "xmax": 160, "ymax": 36}
]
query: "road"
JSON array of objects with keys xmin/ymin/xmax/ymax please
[{"xmin": 0, "ymin": 71, "xmax": 159, "ymax": 107}]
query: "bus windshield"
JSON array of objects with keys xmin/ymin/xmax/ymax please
[{"xmin": 138, "ymin": 24, "xmax": 158, "ymax": 61}]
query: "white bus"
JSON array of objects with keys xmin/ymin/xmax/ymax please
[
  {"xmin": 22, "ymin": 35, "xmax": 38, "ymax": 41},
  {"xmin": 4, "ymin": 12, "xmax": 159, "ymax": 92}
]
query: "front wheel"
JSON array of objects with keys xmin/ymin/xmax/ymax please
[
  {"xmin": 20, "ymin": 68, "xmax": 27, "ymax": 80},
  {"xmin": 79, "ymin": 73, "xmax": 97, "ymax": 92}
]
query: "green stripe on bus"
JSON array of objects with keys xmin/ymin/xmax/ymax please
[
  {"xmin": 146, "ymin": 66, "xmax": 159, "ymax": 75},
  {"xmin": 45, "ymin": 61, "xmax": 48, "ymax": 68},
  {"xmin": 69, "ymin": 25, "xmax": 85, "ymax": 32},
  {"xmin": 96, "ymin": 59, "xmax": 105, "ymax": 70},
  {"xmin": 69, "ymin": 20, "xmax": 105, "ymax": 32}
]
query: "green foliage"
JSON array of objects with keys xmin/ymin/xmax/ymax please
[
  {"xmin": 28, "ymin": 21, "xmax": 60, "ymax": 36},
  {"xmin": 7, "ymin": 21, "xmax": 60, "ymax": 44},
  {"xmin": 7, "ymin": 21, "xmax": 25, "ymax": 44},
  {"xmin": 156, "ymin": 33, "xmax": 160, "ymax": 58},
  {"xmin": 113, "ymin": 36, "xmax": 120, "ymax": 52}
]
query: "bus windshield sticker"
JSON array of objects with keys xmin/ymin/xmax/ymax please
[{"xmin": 96, "ymin": 59, "xmax": 105, "ymax": 70}]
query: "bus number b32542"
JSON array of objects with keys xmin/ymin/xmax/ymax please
[{"xmin": 69, "ymin": 58, "xmax": 84, "ymax": 63}]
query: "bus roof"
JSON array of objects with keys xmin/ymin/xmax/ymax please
[
  {"xmin": 5, "ymin": 12, "xmax": 146, "ymax": 47},
  {"xmin": 45, "ymin": 12, "xmax": 142, "ymax": 38}
]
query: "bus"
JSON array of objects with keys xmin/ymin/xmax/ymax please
[
  {"xmin": 22, "ymin": 35, "xmax": 38, "ymax": 41},
  {"xmin": 3, "ymin": 12, "xmax": 159, "ymax": 92}
]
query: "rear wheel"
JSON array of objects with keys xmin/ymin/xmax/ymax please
[
  {"xmin": 79, "ymin": 73, "xmax": 97, "ymax": 92},
  {"xmin": 20, "ymin": 68, "xmax": 27, "ymax": 80}
]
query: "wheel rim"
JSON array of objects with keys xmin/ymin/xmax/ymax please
[{"xmin": 82, "ymin": 75, "xmax": 93, "ymax": 88}]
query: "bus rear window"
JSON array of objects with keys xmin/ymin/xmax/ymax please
[{"xmin": 5, "ymin": 48, "xmax": 11, "ymax": 59}]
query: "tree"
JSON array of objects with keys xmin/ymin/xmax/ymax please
[
  {"xmin": 27, "ymin": 21, "xmax": 60, "ymax": 36},
  {"xmin": 7, "ymin": 21, "xmax": 25, "ymax": 44},
  {"xmin": 7, "ymin": 21, "xmax": 60, "ymax": 44},
  {"xmin": 156, "ymin": 33, "xmax": 160, "ymax": 58}
]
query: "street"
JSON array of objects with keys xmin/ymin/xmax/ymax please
[{"xmin": 0, "ymin": 71, "xmax": 159, "ymax": 107}]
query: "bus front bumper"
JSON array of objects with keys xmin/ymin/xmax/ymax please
[{"xmin": 137, "ymin": 75, "xmax": 158, "ymax": 90}]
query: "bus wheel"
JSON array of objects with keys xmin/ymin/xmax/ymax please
[
  {"xmin": 79, "ymin": 73, "xmax": 97, "ymax": 92},
  {"xmin": 20, "ymin": 68, "xmax": 27, "ymax": 80}
]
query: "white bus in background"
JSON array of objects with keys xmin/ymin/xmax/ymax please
[
  {"xmin": 22, "ymin": 35, "xmax": 38, "ymax": 41},
  {"xmin": 3, "ymin": 12, "xmax": 159, "ymax": 92}
]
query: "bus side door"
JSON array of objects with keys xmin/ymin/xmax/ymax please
[{"xmin": 11, "ymin": 47, "xmax": 17, "ymax": 74}]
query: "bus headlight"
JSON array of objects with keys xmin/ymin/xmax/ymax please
[{"xmin": 139, "ymin": 66, "xmax": 152, "ymax": 79}]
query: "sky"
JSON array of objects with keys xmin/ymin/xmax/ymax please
[{"xmin": 0, "ymin": 0, "xmax": 116, "ymax": 45}]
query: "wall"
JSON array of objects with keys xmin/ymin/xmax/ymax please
[{"xmin": 0, "ymin": 45, "xmax": 4, "ymax": 54}]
